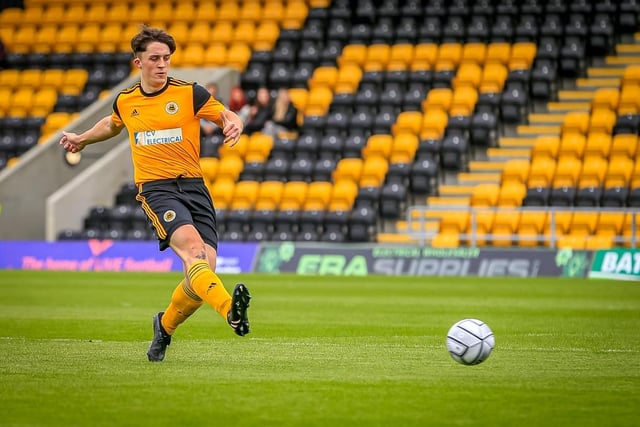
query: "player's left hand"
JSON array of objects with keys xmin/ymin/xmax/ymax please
[{"xmin": 221, "ymin": 113, "xmax": 242, "ymax": 147}]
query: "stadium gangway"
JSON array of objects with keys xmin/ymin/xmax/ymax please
[{"xmin": 406, "ymin": 206, "xmax": 640, "ymax": 249}]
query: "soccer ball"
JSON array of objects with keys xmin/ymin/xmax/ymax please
[{"xmin": 446, "ymin": 318, "xmax": 495, "ymax": 365}]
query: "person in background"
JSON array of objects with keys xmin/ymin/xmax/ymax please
[
  {"xmin": 200, "ymin": 81, "xmax": 221, "ymax": 137},
  {"xmin": 263, "ymin": 88, "xmax": 299, "ymax": 138},
  {"xmin": 228, "ymin": 85, "xmax": 251, "ymax": 124},
  {"xmin": 243, "ymin": 86, "xmax": 273, "ymax": 135},
  {"xmin": 59, "ymin": 25, "xmax": 252, "ymax": 362}
]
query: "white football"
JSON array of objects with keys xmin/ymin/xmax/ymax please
[{"xmin": 446, "ymin": 318, "xmax": 495, "ymax": 365}]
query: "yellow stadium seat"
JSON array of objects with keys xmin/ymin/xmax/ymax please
[
  {"xmin": 335, "ymin": 64, "xmax": 363, "ymax": 94},
  {"xmin": 552, "ymin": 156, "xmax": 582, "ymax": 187},
  {"xmin": 304, "ymin": 181, "xmax": 332, "ymax": 211},
  {"xmin": 181, "ymin": 44, "xmax": 205, "ymax": 67},
  {"xmin": 604, "ymin": 155, "xmax": 634, "ymax": 188},
  {"xmin": 420, "ymin": 109, "xmax": 448, "ymax": 140},
  {"xmin": 174, "ymin": 2, "xmax": 197, "ymax": 22},
  {"xmin": 61, "ymin": 69, "xmax": 88, "ymax": 96},
  {"xmin": 610, "ymin": 134, "xmax": 638, "ymax": 159},
  {"xmin": 461, "ymin": 42, "xmax": 487, "ymax": 65},
  {"xmin": 561, "ymin": 111, "xmax": 590, "ymax": 135},
  {"xmin": 245, "ymin": 133, "xmax": 274, "ymax": 163},
  {"xmin": 393, "ymin": 111, "xmax": 423, "ymax": 135},
  {"xmin": 453, "ymin": 63, "xmax": 482, "ymax": 89},
  {"xmin": 597, "ymin": 212, "xmax": 625, "ymax": 237},
  {"xmin": 76, "ymin": 24, "xmax": 102, "ymax": 53},
  {"xmin": 435, "ymin": 43, "xmax": 462, "ymax": 71},
  {"xmin": 470, "ymin": 183, "xmax": 500, "ymax": 207},
  {"xmin": 558, "ymin": 132, "xmax": 586, "ymax": 160},
  {"xmin": 465, "ymin": 209, "xmax": 495, "ymax": 247},
  {"xmin": 233, "ymin": 21, "xmax": 256, "ymax": 46},
  {"xmin": 282, "ymin": 0, "xmax": 308, "ymax": 29},
  {"xmin": 364, "ymin": 44, "xmax": 391, "ymax": 72},
  {"xmin": 280, "ymin": 181, "xmax": 308, "ymax": 211},
  {"xmin": 390, "ymin": 133, "xmax": 419, "ymax": 164},
  {"xmin": 309, "ymin": 66, "xmax": 339, "ymax": 91},
  {"xmin": 569, "ymin": 211, "xmax": 599, "ymax": 236},
  {"xmin": 253, "ymin": 21, "xmax": 280, "ymax": 50},
  {"xmin": 388, "ymin": 44, "xmax": 414, "ymax": 71},
  {"xmin": 30, "ymin": 88, "xmax": 58, "ymax": 117},
  {"xmin": 188, "ymin": 22, "xmax": 212, "ymax": 46},
  {"xmin": 479, "ymin": 63, "xmax": 509, "ymax": 93},
  {"xmin": 333, "ymin": 158, "xmax": 363, "ymax": 184},
  {"xmin": 255, "ymin": 181, "xmax": 285, "ymax": 211},
  {"xmin": 501, "ymin": 159, "xmax": 530, "ymax": 184},
  {"xmin": 432, "ymin": 232, "xmax": 460, "ymax": 248},
  {"xmin": 579, "ymin": 156, "xmax": 608, "ymax": 188},
  {"xmin": 422, "ymin": 87, "xmax": 453, "ymax": 112},
  {"xmin": 508, "ymin": 42, "xmax": 537, "ymax": 70},
  {"xmin": 338, "ymin": 44, "xmax": 368, "ymax": 68},
  {"xmin": 210, "ymin": 21, "xmax": 235, "ymax": 46},
  {"xmin": 19, "ymin": 69, "xmax": 43, "ymax": 88},
  {"xmin": 589, "ymin": 108, "xmax": 617, "ymax": 135},
  {"xmin": 229, "ymin": 180, "xmax": 260, "ymax": 210},
  {"xmin": 531, "ymin": 135, "xmax": 560, "ymax": 159},
  {"xmin": 199, "ymin": 157, "xmax": 219, "ymax": 184},
  {"xmin": 33, "ymin": 24, "xmax": 58, "ymax": 53},
  {"xmin": 359, "ymin": 156, "xmax": 389, "ymax": 187},
  {"xmin": 591, "ymin": 88, "xmax": 620, "ymax": 111},
  {"xmin": 485, "ymin": 42, "xmax": 511, "ymax": 66},
  {"xmin": 527, "ymin": 156, "xmax": 556, "ymax": 187},
  {"xmin": 10, "ymin": 25, "xmax": 37, "ymax": 53},
  {"xmin": 204, "ymin": 43, "xmax": 228, "ymax": 67},
  {"xmin": 262, "ymin": 0, "xmax": 284, "ymax": 23},
  {"xmin": 226, "ymin": 42, "xmax": 252, "ymax": 72},
  {"xmin": 543, "ymin": 210, "xmax": 573, "ymax": 246},
  {"xmin": 216, "ymin": 155, "xmax": 244, "ymax": 182},
  {"xmin": 362, "ymin": 134, "xmax": 393, "ymax": 160},
  {"xmin": 584, "ymin": 133, "xmax": 611, "ymax": 160},
  {"xmin": 491, "ymin": 209, "xmax": 521, "ymax": 246},
  {"xmin": 208, "ymin": 178, "xmax": 235, "ymax": 211},
  {"xmin": 150, "ymin": 0, "xmax": 175, "ymax": 25},
  {"xmin": 450, "ymin": 86, "xmax": 478, "ymax": 116},
  {"xmin": 412, "ymin": 43, "xmax": 438, "ymax": 70},
  {"xmin": 85, "ymin": 3, "xmax": 108, "ymax": 25},
  {"xmin": 8, "ymin": 88, "xmax": 33, "ymax": 117},
  {"xmin": 497, "ymin": 181, "xmax": 526, "ymax": 207},
  {"xmin": 329, "ymin": 179, "xmax": 359, "ymax": 211},
  {"xmin": 517, "ymin": 210, "xmax": 547, "ymax": 247}
]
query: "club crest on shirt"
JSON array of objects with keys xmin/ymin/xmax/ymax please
[
  {"xmin": 165, "ymin": 101, "xmax": 179, "ymax": 115},
  {"xmin": 163, "ymin": 210, "xmax": 176, "ymax": 222}
]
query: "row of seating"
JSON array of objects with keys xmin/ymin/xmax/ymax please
[
  {"xmin": 2, "ymin": 0, "xmax": 315, "ymax": 29},
  {"xmin": 405, "ymin": 208, "xmax": 640, "ymax": 249}
]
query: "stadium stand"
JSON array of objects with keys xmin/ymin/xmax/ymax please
[{"xmin": 1, "ymin": 0, "xmax": 639, "ymax": 247}]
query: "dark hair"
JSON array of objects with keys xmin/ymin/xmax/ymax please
[{"xmin": 131, "ymin": 25, "xmax": 176, "ymax": 55}]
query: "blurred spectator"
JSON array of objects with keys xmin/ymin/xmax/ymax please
[
  {"xmin": 228, "ymin": 85, "xmax": 251, "ymax": 124},
  {"xmin": 243, "ymin": 87, "xmax": 273, "ymax": 135},
  {"xmin": 263, "ymin": 88, "xmax": 299, "ymax": 138},
  {"xmin": 200, "ymin": 81, "xmax": 221, "ymax": 137}
]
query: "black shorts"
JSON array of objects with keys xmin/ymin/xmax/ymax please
[{"xmin": 136, "ymin": 177, "xmax": 218, "ymax": 251}]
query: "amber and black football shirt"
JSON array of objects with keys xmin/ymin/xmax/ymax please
[{"xmin": 111, "ymin": 77, "xmax": 225, "ymax": 185}]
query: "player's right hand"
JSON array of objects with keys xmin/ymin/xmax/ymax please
[{"xmin": 60, "ymin": 131, "xmax": 85, "ymax": 153}]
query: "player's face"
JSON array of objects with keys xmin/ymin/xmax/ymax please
[{"xmin": 137, "ymin": 41, "xmax": 171, "ymax": 91}]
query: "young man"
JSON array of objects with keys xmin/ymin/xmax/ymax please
[{"xmin": 59, "ymin": 26, "xmax": 251, "ymax": 362}]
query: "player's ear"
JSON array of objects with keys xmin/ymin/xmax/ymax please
[{"xmin": 133, "ymin": 57, "xmax": 141, "ymax": 68}]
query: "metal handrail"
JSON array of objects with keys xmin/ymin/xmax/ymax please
[{"xmin": 406, "ymin": 206, "xmax": 639, "ymax": 249}]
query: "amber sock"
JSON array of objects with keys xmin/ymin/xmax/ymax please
[
  {"xmin": 161, "ymin": 279, "xmax": 204, "ymax": 335},
  {"xmin": 187, "ymin": 261, "xmax": 232, "ymax": 319}
]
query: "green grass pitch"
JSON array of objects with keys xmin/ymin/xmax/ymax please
[{"xmin": 1, "ymin": 270, "xmax": 639, "ymax": 427}]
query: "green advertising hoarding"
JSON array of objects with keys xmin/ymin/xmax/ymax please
[{"xmin": 589, "ymin": 249, "xmax": 640, "ymax": 281}]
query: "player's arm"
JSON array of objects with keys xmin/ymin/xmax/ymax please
[
  {"xmin": 194, "ymin": 83, "xmax": 243, "ymax": 146},
  {"xmin": 59, "ymin": 115, "xmax": 124, "ymax": 153},
  {"xmin": 216, "ymin": 109, "xmax": 243, "ymax": 147}
]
